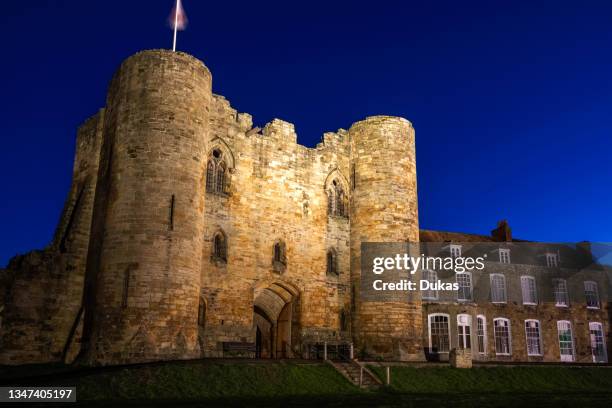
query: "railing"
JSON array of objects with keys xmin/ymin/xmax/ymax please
[{"xmin": 307, "ymin": 342, "xmax": 353, "ymax": 361}]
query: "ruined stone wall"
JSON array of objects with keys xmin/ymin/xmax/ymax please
[
  {"xmin": 198, "ymin": 95, "xmax": 352, "ymax": 357},
  {"xmin": 0, "ymin": 110, "xmax": 104, "ymax": 364}
]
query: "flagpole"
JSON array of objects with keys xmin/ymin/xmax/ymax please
[{"xmin": 172, "ymin": 0, "xmax": 179, "ymax": 51}]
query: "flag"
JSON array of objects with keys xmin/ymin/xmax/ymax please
[{"xmin": 169, "ymin": 0, "xmax": 188, "ymax": 31}]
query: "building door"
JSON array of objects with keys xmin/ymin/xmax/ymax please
[
  {"xmin": 590, "ymin": 322, "xmax": 607, "ymax": 363},
  {"xmin": 457, "ymin": 314, "xmax": 472, "ymax": 350},
  {"xmin": 557, "ymin": 321, "xmax": 575, "ymax": 362}
]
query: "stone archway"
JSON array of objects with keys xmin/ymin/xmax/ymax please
[{"xmin": 253, "ymin": 281, "xmax": 299, "ymax": 359}]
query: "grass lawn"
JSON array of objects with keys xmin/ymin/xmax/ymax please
[
  {"xmin": 368, "ymin": 365, "xmax": 612, "ymax": 393},
  {"xmin": 2, "ymin": 361, "xmax": 612, "ymax": 407}
]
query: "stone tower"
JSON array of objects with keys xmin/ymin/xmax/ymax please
[
  {"xmin": 81, "ymin": 50, "xmax": 212, "ymax": 364},
  {"xmin": 348, "ymin": 116, "xmax": 423, "ymax": 360}
]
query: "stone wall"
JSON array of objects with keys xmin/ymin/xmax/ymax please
[
  {"xmin": 0, "ymin": 110, "xmax": 104, "ymax": 364},
  {"xmin": 198, "ymin": 94, "xmax": 352, "ymax": 357}
]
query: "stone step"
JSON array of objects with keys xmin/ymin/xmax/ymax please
[{"xmin": 329, "ymin": 361, "xmax": 382, "ymax": 389}]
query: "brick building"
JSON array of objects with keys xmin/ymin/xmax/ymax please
[{"xmin": 0, "ymin": 50, "xmax": 609, "ymax": 366}]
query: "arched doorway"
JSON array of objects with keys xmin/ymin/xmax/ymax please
[{"xmin": 253, "ymin": 282, "xmax": 298, "ymax": 359}]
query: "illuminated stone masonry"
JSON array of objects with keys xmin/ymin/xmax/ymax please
[{"xmin": 0, "ymin": 50, "xmax": 609, "ymax": 366}]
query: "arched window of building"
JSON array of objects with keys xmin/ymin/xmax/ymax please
[
  {"xmin": 216, "ymin": 162, "xmax": 226, "ymax": 193},
  {"xmin": 327, "ymin": 178, "xmax": 348, "ymax": 218},
  {"xmin": 428, "ymin": 313, "xmax": 450, "ymax": 353},
  {"xmin": 457, "ymin": 314, "xmax": 472, "ymax": 350},
  {"xmin": 476, "ymin": 315, "xmax": 487, "ymax": 355},
  {"xmin": 206, "ymin": 148, "xmax": 229, "ymax": 194},
  {"xmin": 206, "ymin": 161, "xmax": 215, "ymax": 192},
  {"xmin": 212, "ymin": 231, "xmax": 227, "ymax": 262},
  {"xmin": 327, "ymin": 248, "xmax": 338, "ymax": 276},
  {"xmin": 589, "ymin": 322, "xmax": 607, "ymax": 363}
]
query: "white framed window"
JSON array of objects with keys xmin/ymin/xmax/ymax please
[
  {"xmin": 494, "ymin": 318, "xmax": 512, "ymax": 355},
  {"xmin": 456, "ymin": 272, "xmax": 473, "ymax": 302},
  {"xmin": 476, "ymin": 315, "xmax": 487, "ymax": 355},
  {"xmin": 584, "ymin": 281, "xmax": 600, "ymax": 309},
  {"xmin": 450, "ymin": 244, "xmax": 462, "ymax": 258},
  {"xmin": 422, "ymin": 270, "xmax": 439, "ymax": 300},
  {"xmin": 525, "ymin": 319, "xmax": 543, "ymax": 356},
  {"xmin": 546, "ymin": 252, "xmax": 559, "ymax": 267},
  {"xmin": 553, "ymin": 279, "xmax": 569, "ymax": 307},
  {"xmin": 520, "ymin": 276, "xmax": 538, "ymax": 305},
  {"xmin": 499, "ymin": 248, "xmax": 511, "ymax": 264},
  {"xmin": 557, "ymin": 320, "xmax": 575, "ymax": 362},
  {"xmin": 490, "ymin": 274, "xmax": 507, "ymax": 303},
  {"xmin": 589, "ymin": 322, "xmax": 608, "ymax": 363},
  {"xmin": 457, "ymin": 314, "xmax": 472, "ymax": 350},
  {"xmin": 428, "ymin": 313, "xmax": 451, "ymax": 353}
]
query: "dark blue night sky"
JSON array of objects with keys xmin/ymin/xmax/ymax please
[{"xmin": 1, "ymin": 1, "xmax": 611, "ymax": 266}]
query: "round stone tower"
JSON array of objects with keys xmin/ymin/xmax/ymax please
[
  {"xmin": 348, "ymin": 116, "xmax": 423, "ymax": 361},
  {"xmin": 82, "ymin": 50, "xmax": 212, "ymax": 364}
]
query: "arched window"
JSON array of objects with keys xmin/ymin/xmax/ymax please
[
  {"xmin": 206, "ymin": 161, "xmax": 215, "ymax": 192},
  {"xmin": 457, "ymin": 314, "xmax": 472, "ymax": 350},
  {"xmin": 428, "ymin": 313, "xmax": 450, "ymax": 353},
  {"xmin": 327, "ymin": 249, "xmax": 338, "ymax": 276},
  {"xmin": 476, "ymin": 315, "xmax": 487, "ymax": 355},
  {"xmin": 206, "ymin": 148, "xmax": 228, "ymax": 194},
  {"xmin": 216, "ymin": 162, "xmax": 226, "ymax": 192},
  {"xmin": 327, "ymin": 178, "xmax": 348, "ymax": 218},
  {"xmin": 212, "ymin": 231, "xmax": 227, "ymax": 262}
]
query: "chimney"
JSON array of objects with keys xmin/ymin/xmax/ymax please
[
  {"xmin": 491, "ymin": 220, "xmax": 512, "ymax": 242},
  {"xmin": 576, "ymin": 241, "xmax": 594, "ymax": 266}
]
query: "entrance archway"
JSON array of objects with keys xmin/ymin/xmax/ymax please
[{"xmin": 253, "ymin": 281, "xmax": 299, "ymax": 358}]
